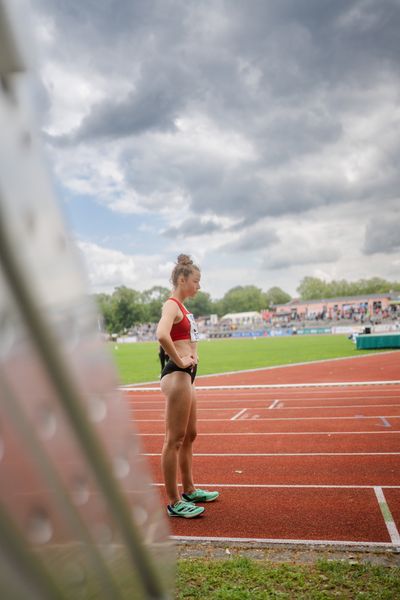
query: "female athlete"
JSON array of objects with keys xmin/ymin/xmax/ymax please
[{"xmin": 156, "ymin": 254, "xmax": 219, "ymax": 518}]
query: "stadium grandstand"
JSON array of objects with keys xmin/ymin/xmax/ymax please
[{"xmin": 273, "ymin": 292, "xmax": 400, "ymax": 324}]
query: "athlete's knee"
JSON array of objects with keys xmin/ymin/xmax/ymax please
[
  {"xmin": 165, "ymin": 431, "xmax": 186, "ymax": 451},
  {"xmin": 184, "ymin": 429, "xmax": 197, "ymax": 444}
]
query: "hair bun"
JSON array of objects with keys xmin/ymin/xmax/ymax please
[{"xmin": 177, "ymin": 254, "xmax": 193, "ymax": 266}]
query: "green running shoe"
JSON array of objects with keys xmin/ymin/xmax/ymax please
[
  {"xmin": 167, "ymin": 500, "xmax": 205, "ymax": 518},
  {"xmin": 182, "ymin": 489, "xmax": 219, "ymax": 503}
]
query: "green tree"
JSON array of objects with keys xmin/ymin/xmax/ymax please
[
  {"xmin": 110, "ymin": 286, "xmax": 146, "ymax": 333},
  {"xmin": 297, "ymin": 277, "xmax": 329, "ymax": 300},
  {"xmin": 297, "ymin": 276, "xmax": 400, "ymax": 300},
  {"xmin": 140, "ymin": 286, "xmax": 170, "ymax": 322},
  {"xmin": 265, "ymin": 286, "xmax": 292, "ymax": 307},
  {"xmin": 353, "ymin": 277, "xmax": 394, "ymax": 294},
  {"xmin": 220, "ymin": 286, "xmax": 266, "ymax": 314},
  {"xmin": 140, "ymin": 286, "xmax": 170, "ymax": 303},
  {"xmin": 326, "ymin": 279, "xmax": 353, "ymax": 298},
  {"xmin": 210, "ymin": 298, "xmax": 224, "ymax": 318},
  {"xmin": 186, "ymin": 291, "xmax": 213, "ymax": 317}
]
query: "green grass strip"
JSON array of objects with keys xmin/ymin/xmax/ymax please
[
  {"xmin": 110, "ymin": 335, "xmax": 390, "ymax": 385},
  {"xmin": 176, "ymin": 557, "xmax": 400, "ymax": 599}
]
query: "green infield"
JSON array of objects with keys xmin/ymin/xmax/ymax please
[
  {"xmin": 176, "ymin": 557, "xmax": 400, "ymax": 599},
  {"xmin": 109, "ymin": 334, "xmax": 385, "ymax": 385}
]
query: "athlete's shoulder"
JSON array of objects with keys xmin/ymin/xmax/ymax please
[
  {"xmin": 166, "ymin": 297, "xmax": 187, "ymax": 310},
  {"xmin": 162, "ymin": 298, "xmax": 180, "ymax": 313}
]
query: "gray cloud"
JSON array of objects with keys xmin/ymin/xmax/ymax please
[
  {"xmin": 363, "ymin": 215, "xmax": 400, "ymax": 255},
  {"xmin": 65, "ymin": 78, "xmax": 181, "ymax": 143},
  {"xmin": 220, "ymin": 228, "xmax": 279, "ymax": 253},
  {"xmin": 262, "ymin": 247, "xmax": 340, "ymax": 271},
  {"xmin": 163, "ymin": 217, "xmax": 220, "ymax": 238}
]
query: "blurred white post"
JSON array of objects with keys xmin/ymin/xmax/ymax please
[{"xmin": 0, "ymin": 1, "xmax": 173, "ymax": 598}]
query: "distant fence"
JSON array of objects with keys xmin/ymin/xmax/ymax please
[
  {"xmin": 206, "ymin": 323, "xmax": 399, "ymax": 339},
  {"xmin": 113, "ymin": 321, "xmax": 400, "ymax": 342}
]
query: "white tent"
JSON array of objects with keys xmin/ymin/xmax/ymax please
[{"xmin": 221, "ymin": 311, "xmax": 263, "ymax": 324}]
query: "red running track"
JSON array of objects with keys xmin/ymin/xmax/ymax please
[
  {"xmin": 196, "ymin": 351, "xmax": 400, "ymax": 386},
  {"xmin": 127, "ymin": 353, "xmax": 400, "ymax": 548}
]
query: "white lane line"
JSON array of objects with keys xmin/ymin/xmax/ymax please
[
  {"xmin": 171, "ymin": 535, "xmax": 395, "ymax": 549},
  {"xmin": 123, "ymin": 380, "xmax": 400, "ymax": 391},
  {"xmin": 231, "ymin": 408, "xmax": 247, "ymax": 421},
  {"xmin": 127, "ymin": 394, "xmax": 400, "ymax": 404},
  {"xmin": 272, "ymin": 395, "xmax": 400, "ymax": 402},
  {"xmin": 130, "ymin": 404, "xmax": 400, "ymax": 412},
  {"xmin": 138, "ymin": 431, "xmax": 400, "ymax": 436},
  {"xmin": 131, "ymin": 415, "xmax": 400, "ymax": 422},
  {"xmin": 374, "ymin": 486, "xmax": 400, "ymax": 548},
  {"xmin": 152, "ymin": 482, "xmax": 400, "ymax": 490},
  {"xmin": 144, "ymin": 452, "xmax": 400, "ymax": 457},
  {"xmin": 261, "ymin": 404, "xmax": 400, "ymax": 411},
  {"xmin": 281, "ymin": 404, "xmax": 400, "ymax": 411}
]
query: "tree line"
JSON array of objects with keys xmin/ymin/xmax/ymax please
[
  {"xmin": 95, "ymin": 276, "xmax": 400, "ymax": 334},
  {"xmin": 297, "ymin": 276, "xmax": 400, "ymax": 301}
]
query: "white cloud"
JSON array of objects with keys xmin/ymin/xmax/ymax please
[
  {"xmin": 261, "ymin": 222, "xmax": 341, "ymax": 271},
  {"xmin": 76, "ymin": 240, "xmax": 172, "ymax": 293},
  {"xmin": 40, "ymin": 62, "xmax": 106, "ymax": 136},
  {"xmin": 174, "ymin": 114, "xmax": 257, "ymax": 163}
]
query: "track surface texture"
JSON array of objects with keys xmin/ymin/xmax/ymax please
[{"xmin": 126, "ymin": 351, "xmax": 400, "ymax": 552}]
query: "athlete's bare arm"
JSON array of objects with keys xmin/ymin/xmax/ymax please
[{"xmin": 157, "ymin": 302, "xmax": 194, "ymax": 368}]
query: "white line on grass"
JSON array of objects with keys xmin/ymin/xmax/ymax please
[{"xmin": 374, "ymin": 486, "xmax": 400, "ymax": 549}]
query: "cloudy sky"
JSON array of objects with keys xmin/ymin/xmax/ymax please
[{"xmin": 28, "ymin": 0, "xmax": 400, "ymax": 299}]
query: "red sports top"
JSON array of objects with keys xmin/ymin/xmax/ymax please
[{"xmin": 168, "ymin": 297, "xmax": 198, "ymax": 342}]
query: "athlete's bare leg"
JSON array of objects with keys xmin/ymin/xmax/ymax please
[
  {"xmin": 179, "ymin": 385, "xmax": 197, "ymax": 495},
  {"xmin": 161, "ymin": 372, "xmax": 192, "ymax": 505}
]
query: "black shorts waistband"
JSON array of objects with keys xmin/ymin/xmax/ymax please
[{"xmin": 161, "ymin": 360, "xmax": 197, "ymax": 384}]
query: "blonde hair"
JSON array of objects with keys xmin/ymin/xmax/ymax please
[{"xmin": 171, "ymin": 254, "xmax": 200, "ymax": 287}]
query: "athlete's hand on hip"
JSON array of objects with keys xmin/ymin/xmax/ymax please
[{"xmin": 178, "ymin": 354, "xmax": 195, "ymax": 368}]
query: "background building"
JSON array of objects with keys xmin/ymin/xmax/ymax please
[{"xmin": 274, "ymin": 293, "xmax": 400, "ymax": 323}]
